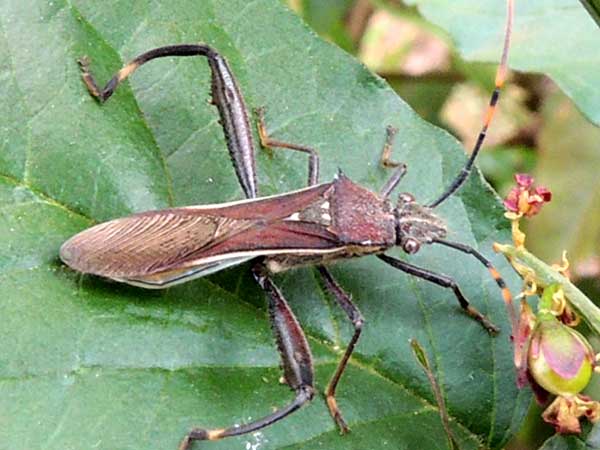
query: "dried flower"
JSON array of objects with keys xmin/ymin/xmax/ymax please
[
  {"xmin": 542, "ymin": 394, "xmax": 600, "ymax": 434},
  {"xmin": 514, "ymin": 299, "xmax": 536, "ymax": 389},
  {"xmin": 495, "ymin": 180, "xmax": 600, "ymax": 434},
  {"xmin": 504, "ymin": 173, "xmax": 552, "ymax": 217}
]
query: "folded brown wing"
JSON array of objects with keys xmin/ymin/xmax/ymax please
[
  {"xmin": 60, "ymin": 182, "xmax": 341, "ymax": 287},
  {"xmin": 60, "ymin": 210, "xmax": 255, "ymax": 279}
]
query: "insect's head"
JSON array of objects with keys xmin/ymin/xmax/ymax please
[{"xmin": 394, "ymin": 192, "xmax": 447, "ymax": 254}]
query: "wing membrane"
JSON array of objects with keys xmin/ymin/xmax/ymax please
[{"xmin": 60, "ymin": 209, "xmax": 255, "ymax": 281}]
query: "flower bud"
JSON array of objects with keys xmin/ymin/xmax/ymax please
[
  {"xmin": 528, "ymin": 319, "xmax": 594, "ymax": 396},
  {"xmin": 503, "ymin": 173, "xmax": 552, "ymax": 217}
]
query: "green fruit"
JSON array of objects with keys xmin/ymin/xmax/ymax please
[{"xmin": 528, "ymin": 320, "xmax": 594, "ymax": 396}]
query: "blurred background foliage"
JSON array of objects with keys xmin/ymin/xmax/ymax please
[{"xmin": 286, "ymin": 0, "xmax": 600, "ymax": 449}]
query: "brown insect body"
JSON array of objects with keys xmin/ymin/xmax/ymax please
[
  {"xmin": 63, "ymin": 4, "xmax": 515, "ymax": 443},
  {"xmin": 61, "ymin": 173, "xmax": 405, "ymax": 287}
]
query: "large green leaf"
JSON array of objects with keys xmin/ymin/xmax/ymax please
[
  {"xmin": 579, "ymin": 0, "xmax": 600, "ymax": 28},
  {"xmin": 405, "ymin": 0, "xmax": 600, "ymax": 126},
  {"xmin": 0, "ymin": 1, "xmax": 527, "ymax": 449}
]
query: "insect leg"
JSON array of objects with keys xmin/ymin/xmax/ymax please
[
  {"xmin": 79, "ymin": 44, "xmax": 258, "ymax": 199},
  {"xmin": 378, "ymin": 126, "xmax": 407, "ymax": 198},
  {"xmin": 380, "ymin": 125, "xmax": 400, "ymax": 168},
  {"xmin": 427, "ymin": 0, "xmax": 514, "ymax": 208},
  {"xmin": 317, "ymin": 266, "xmax": 364, "ymax": 434},
  {"xmin": 255, "ymin": 107, "xmax": 320, "ymax": 186},
  {"xmin": 432, "ymin": 238, "xmax": 517, "ymax": 338},
  {"xmin": 379, "ymin": 163, "xmax": 407, "ymax": 199},
  {"xmin": 179, "ymin": 263, "xmax": 314, "ymax": 449},
  {"xmin": 377, "ymin": 254, "xmax": 499, "ymax": 334}
]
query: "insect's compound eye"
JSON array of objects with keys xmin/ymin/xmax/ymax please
[
  {"xmin": 403, "ymin": 238, "xmax": 420, "ymax": 254},
  {"xmin": 399, "ymin": 192, "xmax": 415, "ymax": 203}
]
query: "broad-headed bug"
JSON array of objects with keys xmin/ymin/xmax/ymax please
[{"xmin": 60, "ymin": 0, "xmax": 516, "ymax": 447}]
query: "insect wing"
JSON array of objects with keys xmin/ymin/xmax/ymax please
[
  {"xmin": 60, "ymin": 208, "xmax": 256, "ymax": 287},
  {"xmin": 60, "ymin": 182, "xmax": 340, "ymax": 288}
]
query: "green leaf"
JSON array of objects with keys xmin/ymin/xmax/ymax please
[
  {"xmin": 295, "ymin": 0, "xmax": 356, "ymax": 52},
  {"xmin": 539, "ymin": 434, "xmax": 588, "ymax": 450},
  {"xmin": 579, "ymin": 0, "xmax": 600, "ymax": 28},
  {"xmin": 404, "ymin": 0, "xmax": 600, "ymax": 126},
  {"xmin": 0, "ymin": 0, "xmax": 527, "ymax": 449}
]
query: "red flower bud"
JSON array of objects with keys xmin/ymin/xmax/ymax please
[{"xmin": 504, "ymin": 173, "xmax": 552, "ymax": 217}]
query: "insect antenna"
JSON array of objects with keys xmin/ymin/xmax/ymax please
[
  {"xmin": 433, "ymin": 238, "xmax": 517, "ymax": 340},
  {"xmin": 428, "ymin": 0, "xmax": 514, "ymax": 208}
]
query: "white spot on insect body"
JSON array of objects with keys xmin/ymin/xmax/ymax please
[{"xmin": 284, "ymin": 198, "xmax": 332, "ymax": 225}]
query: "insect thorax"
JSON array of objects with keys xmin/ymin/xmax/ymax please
[{"xmin": 395, "ymin": 198, "xmax": 447, "ymax": 249}]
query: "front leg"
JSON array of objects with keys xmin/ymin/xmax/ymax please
[
  {"xmin": 255, "ymin": 107, "xmax": 320, "ymax": 187},
  {"xmin": 377, "ymin": 254, "xmax": 499, "ymax": 334},
  {"xmin": 378, "ymin": 126, "xmax": 407, "ymax": 199}
]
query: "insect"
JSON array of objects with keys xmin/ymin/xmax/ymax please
[{"xmin": 60, "ymin": 1, "xmax": 515, "ymax": 448}]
